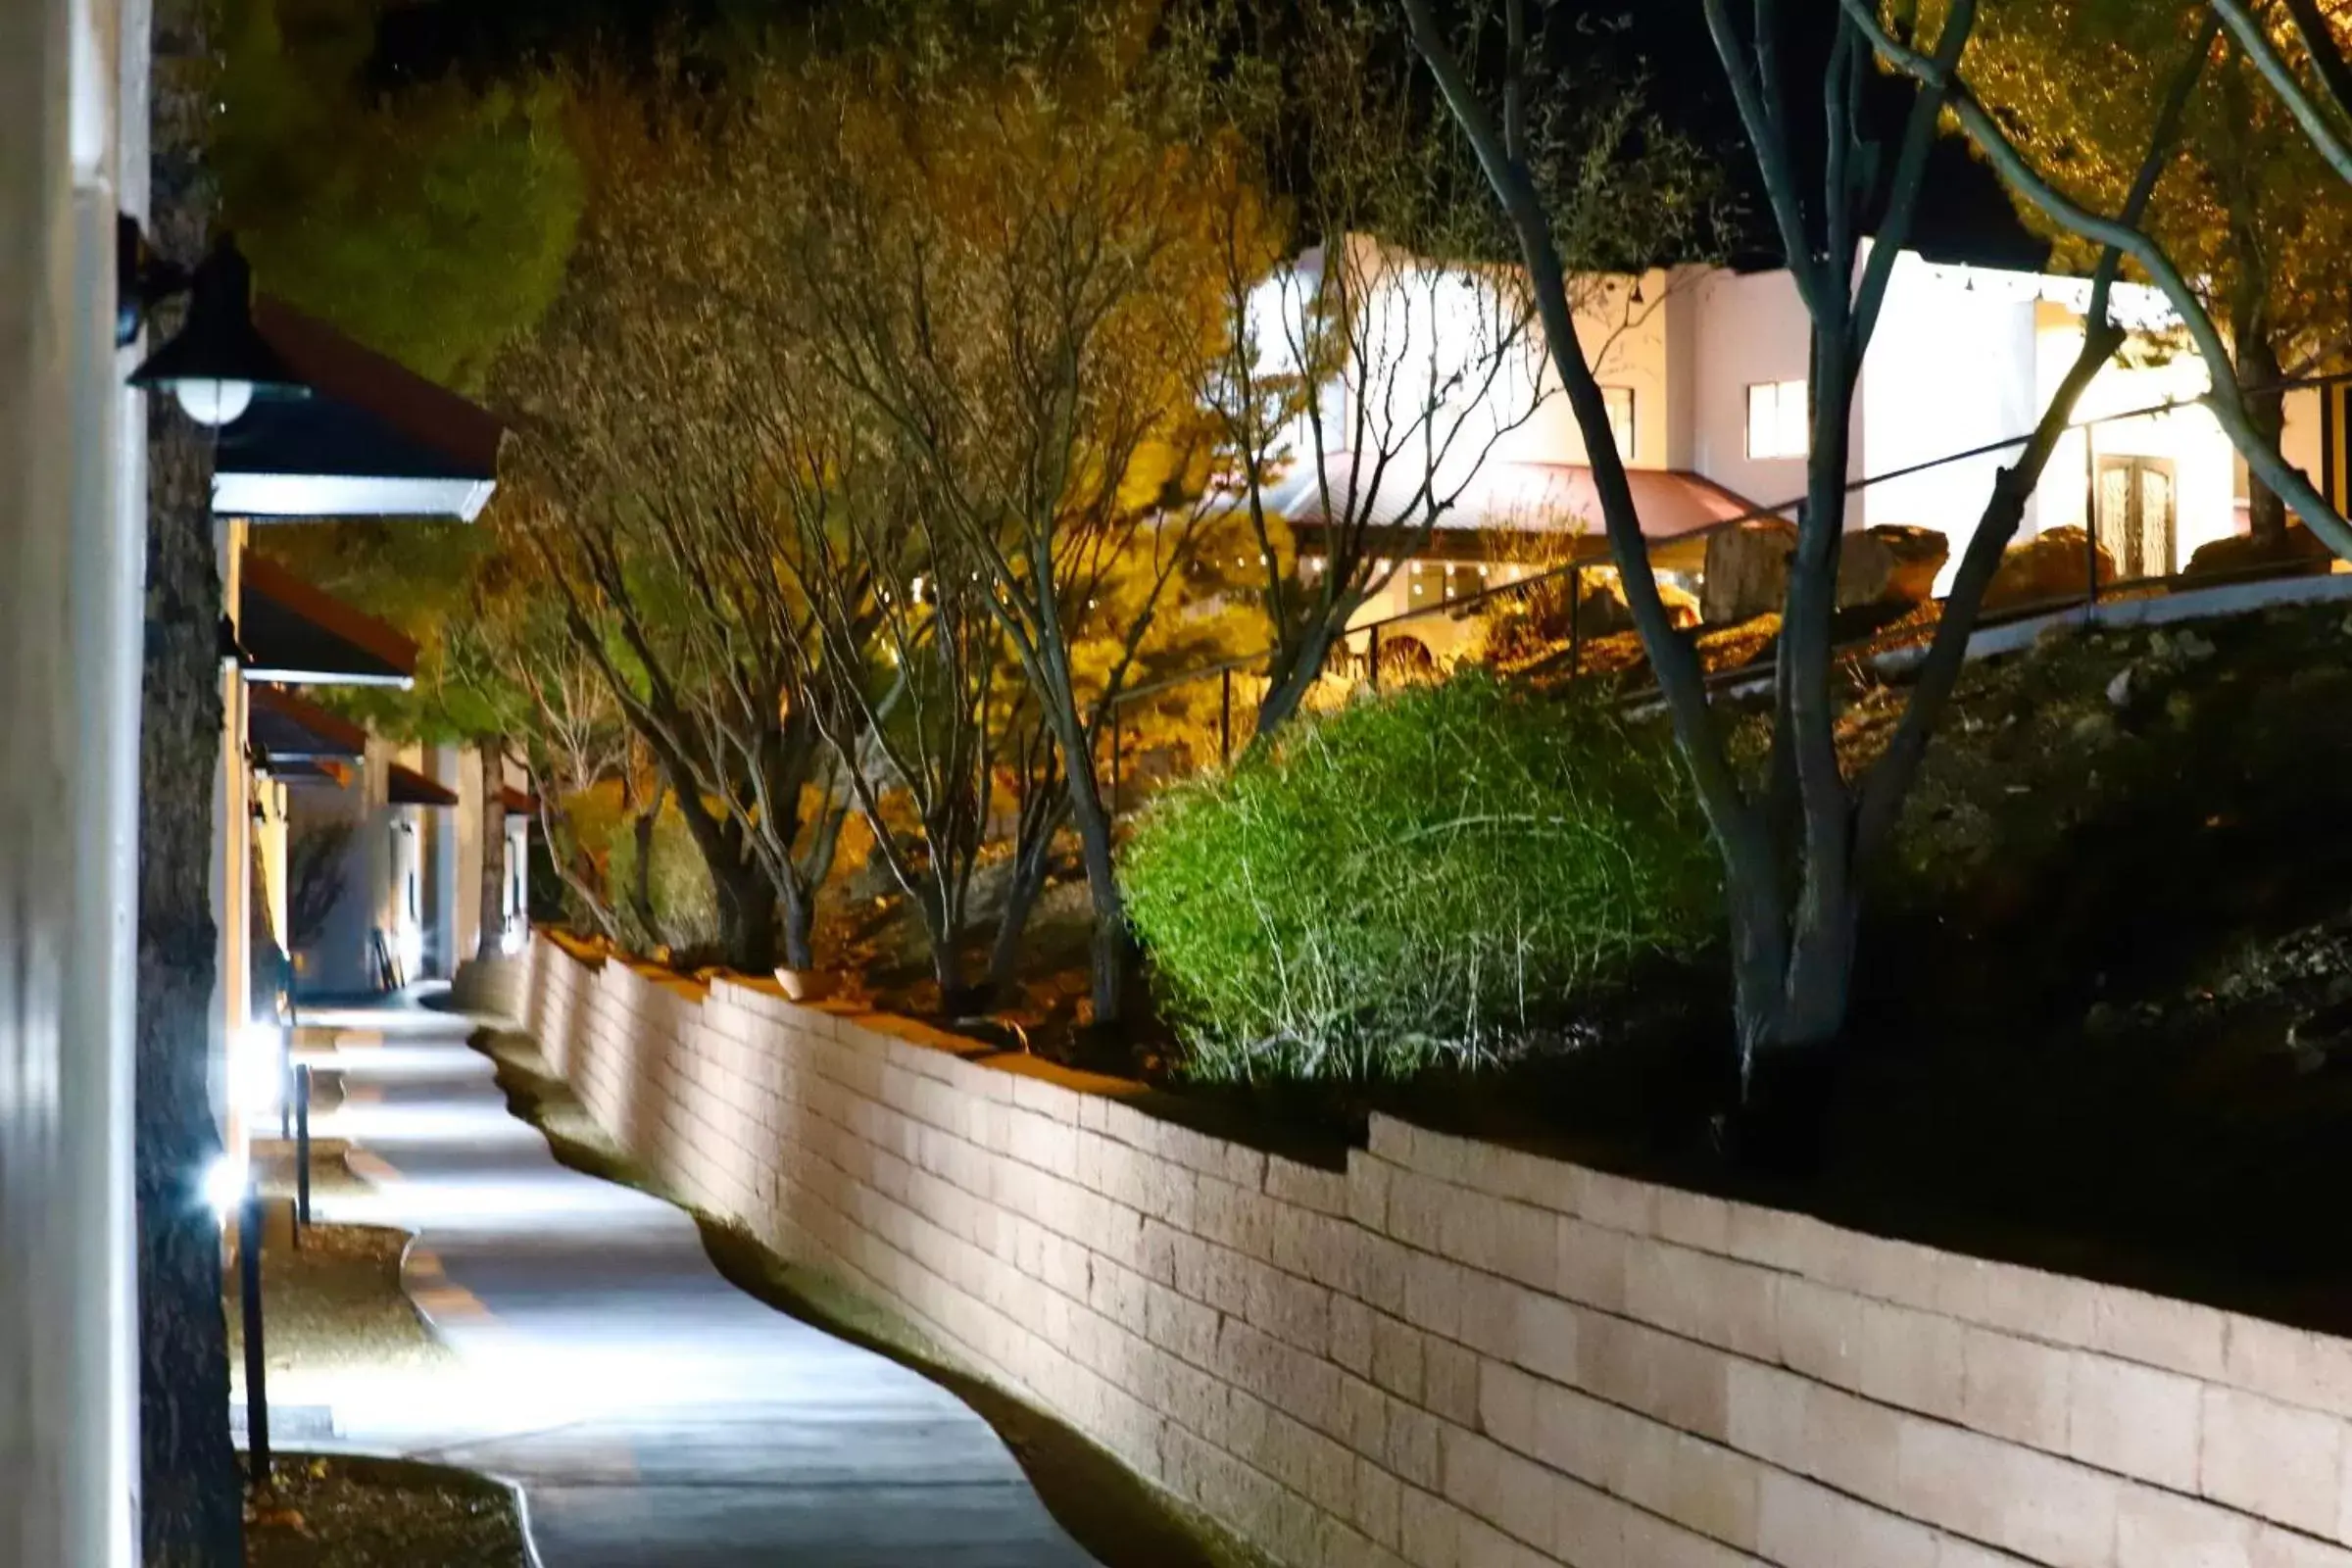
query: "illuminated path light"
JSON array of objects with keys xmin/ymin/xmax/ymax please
[{"xmin": 285, "ymin": 994, "xmax": 1098, "ymax": 1567}]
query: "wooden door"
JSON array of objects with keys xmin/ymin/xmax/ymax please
[{"xmin": 2095, "ymin": 455, "xmax": 2178, "ymax": 581}]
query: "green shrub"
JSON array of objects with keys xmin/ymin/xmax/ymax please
[{"xmin": 1122, "ymin": 671, "xmax": 1715, "ymax": 1082}]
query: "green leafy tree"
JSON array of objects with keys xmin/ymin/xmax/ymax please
[
  {"xmin": 214, "ymin": 0, "xmax": 583, "ymax": 393},
  {"xmin": 220, "ymin": 0, "xmax": 584, "ymax": 761}
]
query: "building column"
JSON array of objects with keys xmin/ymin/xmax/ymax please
[
  {"xmin": 427, "ymin": 743, "xmax": 461, "ymax": 978},
  {"xmin": 2, "ymin": 0, "xmax": 141, "ymax": 1554}
]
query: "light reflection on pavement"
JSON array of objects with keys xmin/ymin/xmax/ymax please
[{"xmin": 281, "ymin": 991, "xmax": 1098, "ymax": 1567}]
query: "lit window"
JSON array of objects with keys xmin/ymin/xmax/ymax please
[
  {"xmin": 1746, "ymin": 379, "xmax": 1808, "ymax": 460},
  {"xmin": 1407, "ymin": 560, "xmax": 1439, "ymax": 610},
  {"xmin": 1602, "ymin": 386, "xmax": 1637, "ymax": 461},
  {"xmin": 1444, "ymin": 564, "xmax": 1488, "ymax": 604}
]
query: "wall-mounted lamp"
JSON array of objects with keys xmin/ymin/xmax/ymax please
[
  {"xmin": 125, "ymin": 231, "xmax": 303, "ymax": 428},
  {"xmin": 117, "ymin": 215, "xmax": 189, "ymax": 348}
]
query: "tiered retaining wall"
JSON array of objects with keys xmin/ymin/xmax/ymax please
[{"xmin": 457, "ymin": 936, "xmax": 2352, "ymax": 1568}]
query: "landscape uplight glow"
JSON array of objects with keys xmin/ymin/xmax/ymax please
[
  {"xmin": 203, "ymin": 1153, "xmax": 250, "ymax": 1219},
  {"xmin": 235, "ymin": 1020, "xmax": 287, "ymax": 1113}
]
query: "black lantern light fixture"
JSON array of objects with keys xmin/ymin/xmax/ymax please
[{"xmin": 125, "ymin": 230, "xmax": 304, "ymax": 428}]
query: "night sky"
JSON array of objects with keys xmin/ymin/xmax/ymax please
[{"xmin": 365, "ymin": 0, "xmax": 2043, "ymax": 271}]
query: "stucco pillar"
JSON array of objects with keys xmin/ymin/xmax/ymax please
[{"xmin": 1, "ymin": 0, "xmax": 141, "ymax": 1553}]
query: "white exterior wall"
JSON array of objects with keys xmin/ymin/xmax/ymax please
[
  {"xmin": 1729, "ymin": 250, "xmax": 2325, "ymax": 585},
  {"xmin": 1684, "ymin": 267, "xmax": 1857, "ymax": 515},
  {"xmin": 1300, "ymin": 233, "xmax": 1552, "ymax": 498},
  {"xmin": 1663, "ymin": 271, "xmax": 1701, "ymax": 469},
  {"xmin": 287, "ymin": 745, "xmax": 391, "ymax": 999},
  {"xmin": 1494, "ymin": 268, "xmax": 1675, "ymax": 473},
  {"xmin": 455, "ymin": 748, "xmax": 485, "ymax": 965},
  {"xmin": 426, "ymin": 742, "xmax": 463, "ymax": 978},
  {"xmin": 1856, "ymin": 254, "xmax": 2041, "ymax": 552},
  {"xmin": 2029, "ymin": 306, "xmax": 2244, "ymax": 572},
  {"xmin": 2, "ymin": 0, "xmax": 144, "ymax": 1547},
  {"xmin": 2283, "ymin": 387, "xmax": 2326, "ymax": 491}
]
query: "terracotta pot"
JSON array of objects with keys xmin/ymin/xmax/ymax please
[{"xmin": 773, "ymin": 967, "xmax": 838, "ymax": 1004}]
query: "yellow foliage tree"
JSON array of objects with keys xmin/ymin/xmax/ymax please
[{"xmin": 1914, "ymin": 0, "xmax": 2352, "ymax": 541}]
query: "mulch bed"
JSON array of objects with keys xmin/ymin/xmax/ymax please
[
  {"xmin": 243, "ymin": 1453, "xmax": 525, "ymax": 1568},
  {"xmin": 227, "ymin": 1221, "xmax": 452, "ymax": 1386},
  {"xmin": 231, "ymin": 1123, "xmax": 528, "ymax": 1566}
]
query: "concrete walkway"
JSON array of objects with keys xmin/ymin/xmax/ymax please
[{"xmin": 292, "ymin": 993, "xmax": 1098, "ymax": 1568}]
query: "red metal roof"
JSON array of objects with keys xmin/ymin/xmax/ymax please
[
  {"xmin": 251, "ymin": 297, "xmax": 504, "ymax": 477},
  {"xmin": 1265, "ymin": 455, "xmax": 1762, "ymax": 542},
  {"xmin": 388, "ymin": 762, "xmax": 460, "ymax": 808},
  {"xmin": 248, "ymin": 685, "xmax": 368, "ymax": 762},
  {"xmin": 239, "ymin": 554, "xmax": 417, "ymax": 684}
]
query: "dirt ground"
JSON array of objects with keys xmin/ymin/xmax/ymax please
[{"xmin": 242, "ymin": 1452, "xmax": 526, "ymax": 1568}]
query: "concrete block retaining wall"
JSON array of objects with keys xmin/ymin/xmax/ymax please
[{"xmin": 459, "ymin": 935, "xmax": 2352, "ymax": 1568}]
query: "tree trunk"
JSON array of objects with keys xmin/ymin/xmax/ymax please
[
  {"xmin": 137, "ymin": 6, "xmax": 244, "ymax": 1557},
  {"xmin": 713, "ymin": 853, "xmax": 779, "ymax": 973},
  {"xmin": 987, "ymin": 806, "xmax": 1062, "ymax": 995},
  {"xmin": 1251, "ymin": 618, "xmax": 1343, "ymax": 742},
  {"xmin": 1724, "ymin": 876, "xmax": 1856, "ymax": 1172},
  {"xmin": 627, "ymin": 791, "xmax": 660, "ymax": 940},
  {"xmin": 1063, "ymin": 763, "xmax": 1132, "ymax": 1027},
  {"xmin": 2221, "ymin": 59, "xmax": 2288, "ymax": 550},
  {"xmin": 921, "ymin": 880, "xmax": 968, "ymax": 1002},
  {"xmin": 774, "ymin": 874, "xmax": 814, "ymax": 974},
  {"xmin": 799, "ymin": 779, "xmax": 849, "ymax": 903},
  {"xmin": 2239, "ymin": 324, "xmax": 2290, "ymax": 546},
  {"xmin": 476, "ymin": 740, "xmax": 507, "ymax": 958},
  {"xmin": 138, "ymin": 429, "xmax": 241, "ymax": 1565},
  {"xmin": 773, "ymin": 784, "xmax": 846, "ymax": 975}
]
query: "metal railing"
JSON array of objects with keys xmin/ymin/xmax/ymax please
[{"xmin": 1102, "ymin": 374, "xmax": 2352, "ymax": 808}]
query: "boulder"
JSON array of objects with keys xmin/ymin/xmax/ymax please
[
  {"xmin": 1659, "ymin": 577, "xmax": 1703, "ymax": 630},
  {"xmin": 1374, "ymin": 633, "xmax": 1438, "ymax": 685},
  {"xmin": 1838, "ymin": 525, "xmax": 1949, "ymax": 609},
  {"xmin": 1573, "ymin": 568, "xmax": 1700, "ymax": 637},
  {"xmin": 1702, "ymin": 519, "xmax": 1797, "ymax": 625},
  {"xmin": 2184, "ymin": 522, "xmax": 2337, "ymax": 581},
  {"xmin": 1984, "ymin": 526, "xmax": 2116, "ymax": 612},
  {"xmin": 2286, "ymin": 996, "xmax": 2352, "ymax": 1074}
]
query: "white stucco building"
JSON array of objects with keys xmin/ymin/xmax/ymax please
[{"xmin": 1252, "ymin": 235, "xmax": 2338, "ymax": 645}]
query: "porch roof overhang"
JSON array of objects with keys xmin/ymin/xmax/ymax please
[
  {"xmin": 238, "ymin": 555, "xmax": 417, "ymax": 687},
  {"xmin": 213, "ymin": 297, "xmax": 502, "ymax": 522},
  {"xmin": 270, "ymin": 759, "xmax": 357, "ymax": 787},
  {"xmin": 248, "ymin": 685, "xmax": 368, "ymax": 768},
  {"xmin": 388, "ymin": 763, "xmax": 460, "ymax": 808},
  {"xmin": 499, "ymin": 785, "xmax": 540, "ymax": 817}
]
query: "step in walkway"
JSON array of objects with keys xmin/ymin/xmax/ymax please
[{"xmin": 289, "ymin": 992, "xmax": 1098, "ymax": 1568}]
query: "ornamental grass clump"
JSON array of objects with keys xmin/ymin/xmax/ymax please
[{"xmin": 1122, "ymin": 671, "xmax": 1714, "ymax": 1081}]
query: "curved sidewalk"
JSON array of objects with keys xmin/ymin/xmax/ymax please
[{"xmin": 295, "ymin": 994, "xmax": 1099, "ymax": 1568}]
